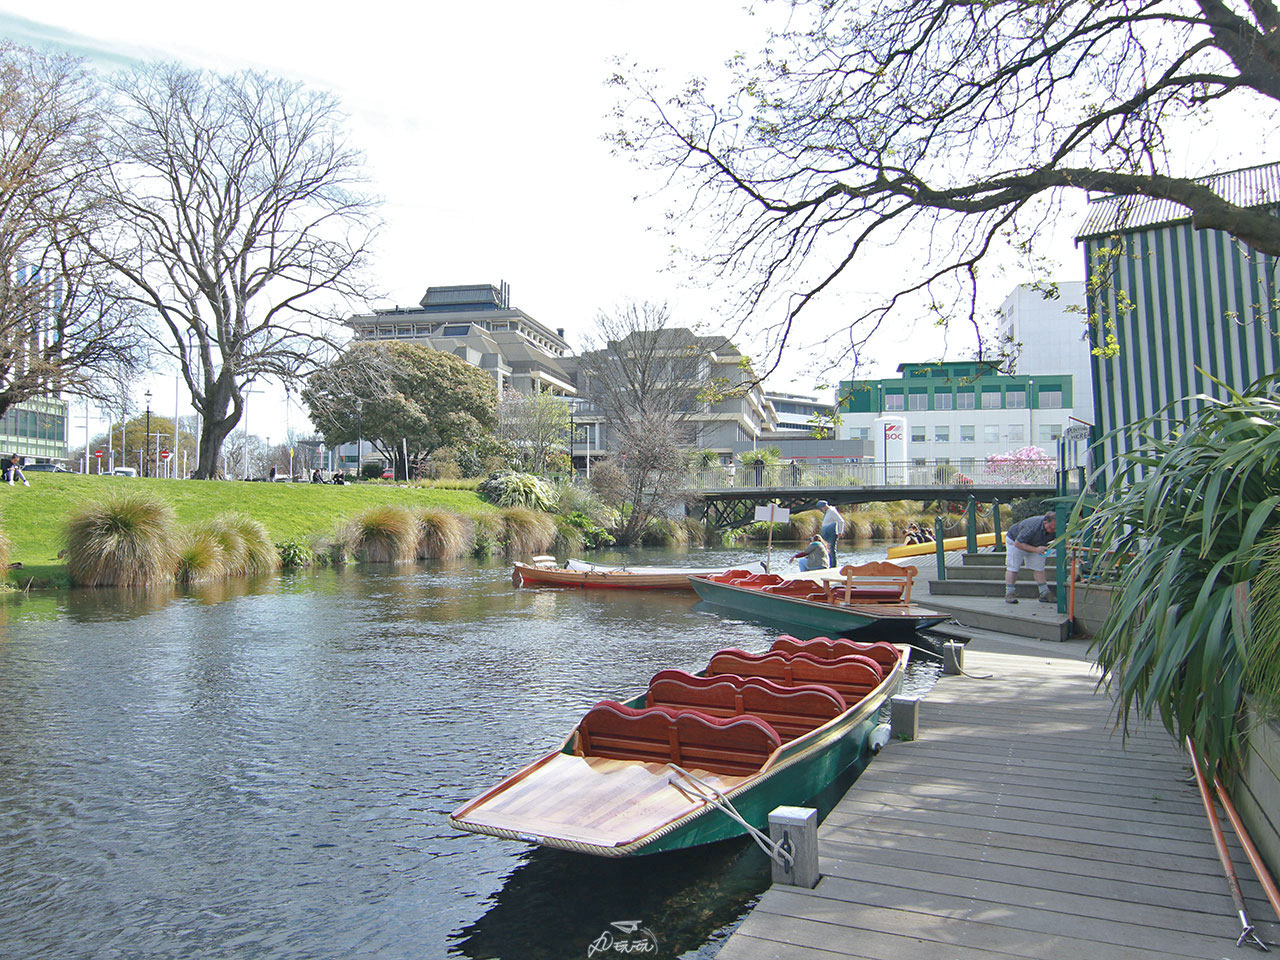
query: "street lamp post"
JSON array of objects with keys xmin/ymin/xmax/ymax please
[
  {"xmin": 144, "ymin": 390, "xmax": 152, "ymax": 477},
  {"xmin": 355, "ymin": 398, "xmax": 363, "ymax": 480},
  {"xmin": 1027, "ymin": 378, "xmax": 1035, "ymax": 447}
]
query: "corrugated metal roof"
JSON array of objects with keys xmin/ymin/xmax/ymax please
[{"xmin": 1076, "ymin": 161, "xmax": 1280, "ymax": 239}]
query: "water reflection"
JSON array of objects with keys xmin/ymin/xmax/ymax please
[{"xmin": 0, "ymin": 545, "xmax": 916, "ymax": 960}]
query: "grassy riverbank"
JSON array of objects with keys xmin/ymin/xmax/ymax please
[{"xmin": 0, "ymin": 475, "xmax": 492, "ymax": 587}]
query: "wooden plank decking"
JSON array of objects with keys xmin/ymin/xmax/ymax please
[{"xmin": 717, "ymin": 643, "xmax": 1280, "ymax": 960}]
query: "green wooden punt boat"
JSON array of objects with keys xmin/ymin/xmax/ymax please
[
  {"xmin": 688, "ymin": 572, "xmax": 948, "ymax": 651},
  {"xmin": 450, "ymin": 640, "xmax": 907, "ymax": 857}
]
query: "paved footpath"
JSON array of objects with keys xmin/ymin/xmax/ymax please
[{"xmin": 717, "ymin": 634, "xmax": 1280, "ymax": 960}]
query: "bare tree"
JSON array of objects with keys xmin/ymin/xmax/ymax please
[
  {"xmin": 574, "ymin": 302, "xmax": 717, "ymax": 543},
  {"xmin": 93, "ymin": 63, "xmax": 380, "ymax": 478},
  {"xmin": 497, "ymin": 390, "xmax": 570, "ymax": 476},
  {"xmin": 612, "ymin": 0, "xmax": 1280, "ymax": 372},
  {"xmin": 0, "ymin": 43, "xmax": 143, "ymax": 416}
]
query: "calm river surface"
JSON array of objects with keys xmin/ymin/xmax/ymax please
[{"xmin": 0, "ymin": 544, "xmax": 934, "ymax": 960}]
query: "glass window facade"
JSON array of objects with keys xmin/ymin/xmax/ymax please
[
  {"xmin": 908, "ymin": 392, "xmax": 928, "ymax": 410},
  {"xmin": 935, "ymin": 393, "xmax": 953, "ymax": 410},
  {"xmin": 934, "ymin": 425, "xmax": 949, "ymax": 442},
  {"xmin": 1009, "ymin": 423, "xmax": 1025, "ymax": 443},
  {"xmin": 884, "ymin": 392, "xmax": 904, "ymax": 411},
  {"xmin": 957, "ymin": 391, "xmax": 975, "ymax": 409},
  {"xmin": 1040, "ymin": 389, "xmax": 1063, "ymax": 409},
  {"xmin": 981, "ymin": 390, "xmax": 1001, "ymax": 409},
  {"xmin": 960, "ymin": 425, "xmax": 975, "ymax": 442},
  {"xmin": 984, "ymin": 424, "xmax": 1000, "ymax": 442}
]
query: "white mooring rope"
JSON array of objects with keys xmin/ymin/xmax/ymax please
[{"xmin": 667, "ymin": 764, "xmax": 795, "ymax": 870}]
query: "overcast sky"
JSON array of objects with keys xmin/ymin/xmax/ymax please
[{"xmin": 0, "ymin": 1, "xmax": 1120, "ymax": 445}]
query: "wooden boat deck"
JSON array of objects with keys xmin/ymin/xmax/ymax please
[{"xmin": 717, "ymin": 642, "xmax": 1280, "ymax": 960}]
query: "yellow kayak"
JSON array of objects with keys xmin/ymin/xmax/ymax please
[{"xmin": 887, "ymin": 532, "xmax": 997, "ymax": 558}]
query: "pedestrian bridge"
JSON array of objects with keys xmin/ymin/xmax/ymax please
[{"xmin": 683, "ymin": 460, "xmax": 1057, "ymax": 528}]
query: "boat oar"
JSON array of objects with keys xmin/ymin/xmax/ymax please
[
  {"xmin": 1187, "ymin": 737, "xmax": 1270, "ymax": 951},
  {"xmin": 1214, "ymin": 773, "xmax": 1280, "ymax": 926}
]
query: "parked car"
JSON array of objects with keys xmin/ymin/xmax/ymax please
[
  {"xmin": 25, "ymin": 463, "xmax": 70, "ymax": 473},
  {"xmin": 110, "ymin": 467, "xmax": 138, "ymax": 477}
]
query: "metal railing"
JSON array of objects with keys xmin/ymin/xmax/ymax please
[{"xmin": 687, "ymin": 459, "xmax": 1057, "ymax": 491}]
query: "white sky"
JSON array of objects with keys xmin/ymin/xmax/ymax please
[{"xmin": 8, "ymin": 1, "xmax": 1255, "ymax": 449}]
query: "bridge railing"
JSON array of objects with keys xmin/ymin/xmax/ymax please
[{"xmin": 688, "ymin": 459, "xmax": 1057, "ymax": 491}]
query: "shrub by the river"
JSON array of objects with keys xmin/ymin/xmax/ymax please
[
  {"xmin": 471, "ymin": 513, "xmax": 502, "ymax": 557},
  {"xmin": 176, "ymin": 529, "xmax": 230, "ymax": 583},
  {"xmin": 479, "ymin": 472, "xmax": 557, "ymax": 512},
  {"xmin": 415, "ymin": 509, "xmax": 469, "ymax": 560},
  {"xmin": 500, "ymin": 507, "xmax": 556, "ymax": 557},
  {"xmin": 276, "ymin": 540, "xmax": 314, "ymax": 569},
  {"xmin": 349, "ymin": 505, "xmax": 419, "ymax": 563},
  {"xmin": 66, "ymin": 492, "xmax": 179, "ymax": 588}
]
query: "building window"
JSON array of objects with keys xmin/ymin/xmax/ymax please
[
  {"xmin": 442, "ymin": 324, "xmax": 470, "ymax": 336},
  {"xmin": 1009, "ymin": 423, "xmax": 1025, "ymax": 443},
  {"xmin": 934, "ymin": 425, "xmax": 949, "ymax": 442},
  {"xmin": 957, "ymin": 391, "xmax": 975, "ymax": 409},
  {"xmin": 936, "ymin": 457, "xmax": 950, "ymax": 465},
  {"xmin": 1040, "ymin": 389, "xmax": 1063, "ymax": 409},
  {"xmin": 913, "ymin": 457, "xmax": 927, "ymax": 466},
  {"xmin": 908, "ymin": 392, "xmax": 928, "ymax": 411},
  {"xmin": 1039, "ymin": 423, "xmax": 1063, "ymax": 442},
  {"xmin": 884, "ymin": 392, "xmax": 904, "ymax": 411},
  {"xmin": 935, "ymin": 392, "xmax": 953, "ymax": 410},
  {"xmin": 911, "ymin": 425, "xmax": 926, "ymax": 442},
  {"xmin": 981, "ymin": 390, "xmax": 1002, "ymax": 409},
  {"xmin": 960, "ymin": 425, "xmax": 975, "ymax": 442},
  {"xmin": 854, "ymin": 427, "xmax": 870, "ymax": 441},
  {"xmin": 1006, "ymin": 389, "xmax": 1026, "ymax": 408},
  {"xmin": 984, "ymin": 424, "xmax": 1000, "ymax": 442}
]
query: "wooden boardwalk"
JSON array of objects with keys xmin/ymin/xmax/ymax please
[{"xmin": 717, "ymin": 643, "xmax": 1280, "ymax": 960}]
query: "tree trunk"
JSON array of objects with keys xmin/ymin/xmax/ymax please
[{"xmin": 194, "ymin": 380, "xmax": 241, "ymax": 479}]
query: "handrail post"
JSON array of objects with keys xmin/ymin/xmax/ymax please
[
  {"xmin": 992, "ymin": 498, "xmax": 1003, "ymax": 551},
  {"xmin": 935, "ymin": 516, "xmax": 946, "ymax": 580},
  {"xmin": 965, "ymin": 495, "xmax": 977, "ymax": 554},
  {"xmin": 1056, "ymin": 501, "xmax": 1069, "ymax": 622}
]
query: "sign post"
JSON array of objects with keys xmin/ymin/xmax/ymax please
[
  {"xmin": 93, "ymin": 450, "xmax": 102, "ymax": 475},
  {"xmin": 754, "ymin": 504, "xmax": 792, "ymax": 573}
]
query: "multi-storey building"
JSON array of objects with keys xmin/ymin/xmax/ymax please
[
  {"xmin": 997, "ymin": 282, "xmax": 1092, "ymax": 391},
  {"xmin": 836, "ymin": 361, "xmax": 1077, "ymax": 468},
  {"xmin": 764, "ymin": 391, "xmax": 835, "ymax": 434},
  {"xmin": 0, "ymin": 396, "xmax": 68, "ymax": 461},
  {"xmin": 347, "ymin": 283, "xmax": 576, "ymax": 396},
  {"xmin": 1078, "ymin": 162, "xmax": 1280, "ymax": 482}
]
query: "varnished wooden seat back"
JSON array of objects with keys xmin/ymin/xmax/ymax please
[
  {"xmin": 706, "ymin": 649, "xmax": 883, "ymax": 704},
  {"xmin": 771, "ymin": 636, "xmax": 900, "ymax": 670},
  {"xmin": 829, "ymin": 561, "xmax": 917, "ymax": 604},
  {"xmin": 646, "ymin": 669, "xmax": 846, "ymax": 741}
]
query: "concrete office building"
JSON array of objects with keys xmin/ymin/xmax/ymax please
[{"xmin": 997, "ymin": 282, "xmax": 1092, "ymax": 392}]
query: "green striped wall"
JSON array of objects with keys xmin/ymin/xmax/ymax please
[{"xmin": 1084, "ymin": 222, "xmax": 1280, "ymax": 482}]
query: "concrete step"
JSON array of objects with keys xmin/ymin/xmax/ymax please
[
  {"xmin": 920, "ymin": 596, "xmax": 1071, "ymax": 642},
  {"xmin": 947, "ymin": 566, "xmax": 1041, "ymax": 583},
  {"xmin": 961, "ymin": 552, "xmax": 1008, "ymax": 567},
  {"xmin": 930, "ymin": 580, "xmax": 1055, "ymax": 600}
]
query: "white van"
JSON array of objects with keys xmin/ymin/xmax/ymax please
[{"xmin": 110, "ymin": 467, "xmax": 138, "ymax": 477}]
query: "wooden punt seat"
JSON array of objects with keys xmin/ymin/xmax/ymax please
[
  {"xmin": 714, "ymin": 569, "xmax": 757, "ymax": 583},
  {"xmin": 736, "ymin": 573, "xmax": 785, "ymax": 588},
  {"xmin": 646, "ymin": 670, "xmax": 846, "ymax": 741},
  {"xmin": 827, "ymin": 561, "xmax": 918, "ymax": 604},
  {"xmin": 575, "ymin": 700, "xmax": 781, "ymax": 776},
  {"xmin": 771, "ymin": 636, "xmax": 901, "ymax": 670},
  {"xmin": 707, "ymin": 650, "xmax": 884, "ymax": 705},
  {"xmin": 761, "ymin": 580, "xmax": 829, "ymax": 601}
]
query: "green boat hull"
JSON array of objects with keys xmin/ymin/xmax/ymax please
[{"xmin": 689, "ymin": 575, "xmax": 946, "ymax": 653}]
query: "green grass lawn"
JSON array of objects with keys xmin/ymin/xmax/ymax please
[{"xmin": 0, "ymin": 475, "xmax": 494, "ymax": 582}]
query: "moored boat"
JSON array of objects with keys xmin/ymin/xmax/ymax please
[
  {"xmin": 512, "ymin": 557, "xmax": 765, "ymax": 590},
  {"xmin": 887, "ymin": 532, "xmax": 996, "ymax": 559},
  {"xmin": 688, "ymin": 564, "xmax": 948, "ymax": 649},
  {"xmin": 450, "ymin": 636, "xmax": 908, "ymax": 856}
]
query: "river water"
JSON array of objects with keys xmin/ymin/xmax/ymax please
[{"xmin": 0, "ymin": 545, "xmax": 936, "ymax": 960}]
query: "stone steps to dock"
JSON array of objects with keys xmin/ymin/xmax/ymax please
[{"xmin": 715, "ymin": 641, "xmax": 1280, "ymax": 960}]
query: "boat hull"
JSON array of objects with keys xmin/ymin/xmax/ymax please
[
  {"xmin": 514, "ymin": 563, "xmax": 699, "ymax": 590},
  {"xmin": 887, "ymin": 532, "xmax": 997, "ymax": 559},
  {"xmin": 688, "ymin": 575, "xmax": 948, "ymax": 649}
]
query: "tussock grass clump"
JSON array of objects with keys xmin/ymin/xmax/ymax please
[
  {"xmin": 790, "ymin": 509, "xmax": 823, "ymax": 540},
  {"xmin": 66, "ymin": 492, "xmax": 179, "ymax": 588},
  {"xmin": 415, "ymin": 509, "xmax": 469, "ymax": 560},
  {"xmin": 176, "ymin": 530, "xmax": 230, "ymax": 583},
  {"xmin": 552, "ymin": 516, "xmax": 585, "ymax": 555},
  {"xmin": 349, "ymin": 505, "xmax": 419, "ymax": 563},
  {"xmin": 223, "ymin": 512, "xmax": 279, "ymax": 576},
  {"xmin": 500, "ymin": 507, "xmax": 557, "ymax": 557},
  {"xmin": 197, "ymin": 516, "xmax": 246, "ymax": 573}
]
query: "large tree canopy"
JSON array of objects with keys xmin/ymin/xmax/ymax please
[
  {"xmin": 613, "ymin": 0, "xmax": 1280, "ymax": 370},
  {"xmin": 0, "ymin": 43, "xmax": 142, "ymax": 416},
  {"xmin": 94, "ymin": 63, "xmax": 379, "ymax": 478},
  {"xmin": 302, "ymin": 341, "xmax": 498, "ymax": 479}
]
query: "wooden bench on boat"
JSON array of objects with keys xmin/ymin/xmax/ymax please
[
  {"xmin": 770, "ymin": 635, "xmax": 901, "ymax": 671},
  {"xmin": 706, "ymin": 648, "xmax": 884, "ymax": 704},
  {"xmin": 646, "ymin": 670, "xmax": 847, "ymax": 741},
  {"xmin": 574, "ymin": 701, "xmax": 781, "ymax": 776},
  {"xmin": 822, "ymin": 561, "xmax": 918, "ymax": 605}
]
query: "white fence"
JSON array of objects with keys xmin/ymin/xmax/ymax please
[{"xmin": 689, "ymin": 459, "xmax": 1056, "ymax": 491}]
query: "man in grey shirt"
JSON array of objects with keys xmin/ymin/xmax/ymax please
[{"xmin": 1004, "ymin": 512, "xmax": 1057, "ymax": 604}]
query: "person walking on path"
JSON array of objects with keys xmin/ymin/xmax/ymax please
[
  {"xmin": 818, "ymin": 500, "xmax": 846, "ymax": 567},
  {"xmin": 792, "ymin": 533, "xmax": 830, "ymax": 573},
  {"xmin": 1004, "ymin": 511, "xmax": 1057, "ymax": 603},
  {"xmin": 7, "ymin": 454, "xmax": 28, "ymax": 487}
]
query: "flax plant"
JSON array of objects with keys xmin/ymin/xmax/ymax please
[{"xmin": 1080, "ymin": 378, "xmax": 1280, "ymax": 773}]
